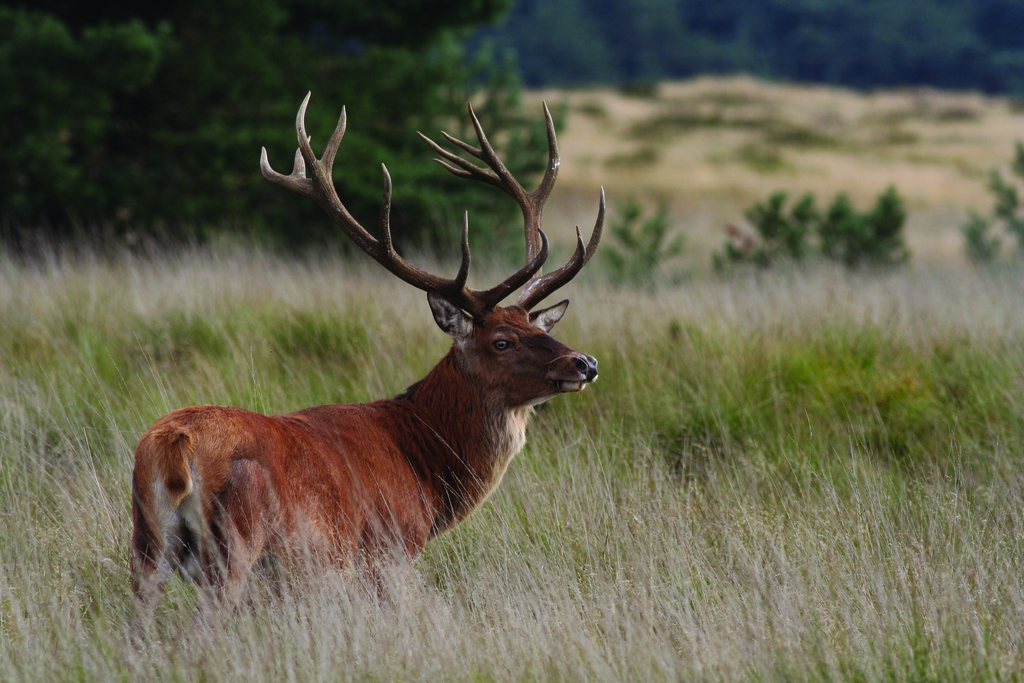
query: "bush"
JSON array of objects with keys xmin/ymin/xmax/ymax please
[
  {"xmin": 716, "ymin": 186, "xmax": 909, "ymax": 271},
  {"xmin": 603, "ymin": 197, "xmax": 685, "ymax": 288},
  {"xmin": 713, "ymin": 191, "xmax": 816, "ymax": 270},
  {"xmin": 821, "ymin": 187, "xmax": 909, "ymax": 268},
  {"xmin": 962, "ymin": 212, "xmax": 1001, "ymax": 264},
  {"xmin": 961, "ymin": 141, "xmax": 1024, "ymax": 264}
]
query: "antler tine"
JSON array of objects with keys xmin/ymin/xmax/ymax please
[
  {"xmin": 418, "ymin": 132, "xmax": 501, "ymax": 188},
  {"xmin": 465, "ymin": 103, "xmax": 513, "ymax": 182},
  {"xmin": 533, "ymin": 103, "xmax": 560, "ymax": 209},
  {"xmin": 294, "ymin": 92, "xmax": 317, "ymax": 169},
  {"xmin": 373, "ymin": 164, "xmax": 476, "ymax": 314},
  {"xmin": 321, "ymin": 106, "xmax": 347, "ymax": 172},
  {"xmin": 378, "ymin": 164, "xmax": 394, "ymax": 255},
  {"xmin": 519, "ymin": 101, "xmax": 560, "ymax": 264},
  {"xmin": 291, "ymin": 148, "xmax": 306, "ymax": 176},
  {"xmin": 372, "ymin": 170, "xmax": 475, "ymax": 314},
  {"xmin": 585, "ymin": 187, "xmax": 606, "ymax": 261},
  {"xmin": 441, "ymin": 131, "xmax": 484, "ymax": 158},
  {"xmin": 516, "ymin": 188, "xmax": 605, "ymax": 310},
  {"xmin": 261, "ymin": 146, "xmax": 315, "ymax": 198},
  {"xmin": 419, "ymin": 104, "xmax": 531, "ymax": 203},
  {"xmin": 455, "ymin": 212, "xmax": 471, "ymax": 288}
]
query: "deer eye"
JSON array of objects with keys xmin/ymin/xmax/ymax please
[{"xmin": 493, "ymin": 340, "xmax": 511, "ymax": 351}]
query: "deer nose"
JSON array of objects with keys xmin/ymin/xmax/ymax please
[{"xmin": 572, "ymin": 354, "xmax": 598, "ymax": 381}]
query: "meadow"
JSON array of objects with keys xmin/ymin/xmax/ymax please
[
  {"xmin": 1, "ymin": 243, "xmax": 1023, "ymax": 681},
  {"xmin": 532, "ymin": 76, "xmax": 1024, "ymax": 265}
]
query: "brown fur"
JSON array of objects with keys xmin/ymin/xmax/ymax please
[
  {"xmin": 130, "ymin": 305, "xmax": 596, "ymax": 609},
  {"xmin": 148, "ymin": 424, "xmax": 194, "ymax": 507}
]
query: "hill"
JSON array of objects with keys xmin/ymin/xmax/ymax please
[{"xmin": 528, "ymin": 77, "xmax": 1024, "ymax": 265}]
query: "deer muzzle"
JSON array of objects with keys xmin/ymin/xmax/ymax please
[{"xmin": 552, "ymin": 354, "xmax": 598, "ymax": 392}]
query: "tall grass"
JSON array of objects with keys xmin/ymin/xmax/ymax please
[{"xmin": 1, "ymin": 247, "xmax": 1022, "ymax": 681}]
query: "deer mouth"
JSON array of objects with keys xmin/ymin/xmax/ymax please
[{"xmin": 553, "ymin": 379, "xmax": 586, "ymax": 392}]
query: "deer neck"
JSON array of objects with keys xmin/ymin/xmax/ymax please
[{"xmin": 395, "ymin": 348, "xmax": 532, "ymax": 533}]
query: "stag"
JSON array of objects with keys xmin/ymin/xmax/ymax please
[{"xmin": 130, "ymin": 94, "xmax": 603, "ymax": 609}]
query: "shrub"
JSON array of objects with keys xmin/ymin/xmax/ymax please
[
  {"xmin": 962, "ymin": 141, "xmax": 1024, "ymax": 263},
  {"xmin": 603, "ymin": 197, "xmax": 685, "ymax": 288},
  {"xmin": 962, "ymin": 213, "xmax": 1001, "ymax": 264},
  {"xmin": 716, "ymin": 191, "xmax": 817, "ymax": 270},
  {"xmin": 821, "ymin": 187, "xmax": 909, "ymax": 268},
  {"xmin": 716, "ymin": 187, "xmax": 909, "ymax": 271}
]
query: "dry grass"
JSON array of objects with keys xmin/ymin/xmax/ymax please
[
  {"xmin": 528, "ymin": 76, "xmax": 1024, "ymax": 266},
  {"xmin": 1, "ymin": 247, "xmax": 1023, "ymax": 680}
]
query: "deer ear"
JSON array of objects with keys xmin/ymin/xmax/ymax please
[
  {"xmin": 529, "ymin": 299, "xmax": 569, "ymax": 333},
  {"xmin": 428, "ymin": 291, "xmax": 474, "ymax": 340}
]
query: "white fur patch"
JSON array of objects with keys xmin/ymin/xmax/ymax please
[
  {"xmin": 153, "ymin": 468, "xmax": 206, "ymax": 582},
  {"xmin": 478, "ymin": 406, "xmax": 531, "ymax": 499}
]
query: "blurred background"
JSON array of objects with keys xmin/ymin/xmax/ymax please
[{"xmin": 3, "ymin": 0, "xmax": 1024, "ymax": 271}]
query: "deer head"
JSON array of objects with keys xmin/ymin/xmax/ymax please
[{"xmin": 429, "ymin": 295, "xmax": 598, "ymax": 408}]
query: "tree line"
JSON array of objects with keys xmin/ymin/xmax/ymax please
[
  {"xmin": 482, "ymin": 0, "xmax": 1024, "ymax": 94},
  {"xmin": 3, "ymin": 0, "xmax": 1022, "ymax": 244},
  {"xmin": 0, "ymin": 0, "xmax": 554, "ymax": 248}
]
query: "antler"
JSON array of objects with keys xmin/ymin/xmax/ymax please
[
  {"xmin": 419, "ymin": 102, "xmax": 604, "ymax": 310},
  {"xmin": 261, "ymin": 92, "xmax": 549, "ymax": 319}
]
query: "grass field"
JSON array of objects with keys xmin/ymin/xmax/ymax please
[{"xmin": 1, "ymin": 245, "xmax": 1023, "ymax": 681}]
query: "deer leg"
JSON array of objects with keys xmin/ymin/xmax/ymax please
[
  {"xmin": 186, "ymin": 520, "xmax": 259, "ymax": 640},
  {"xmin": 355, "ymin": 518, "xmax": 422, "ymax": 605},
  {"xmin": 194, "ymin": 460, "xmax": 273, "ymax": 621},
  {"xmin": 129, "ymin": 495, "xmax": 178, "ymax": 633}
]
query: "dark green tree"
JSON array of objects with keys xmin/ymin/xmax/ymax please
[
  {"xmin": 0, "ymin": 8, "xmax": 169, "ymax": 224},
  {"xmin": 481, "ymin": 0, "xmax": 1024, "ymax": 93},
  {"xmin": 1, "ymin": 0, "xmax": 556, "ymax": 250}
]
